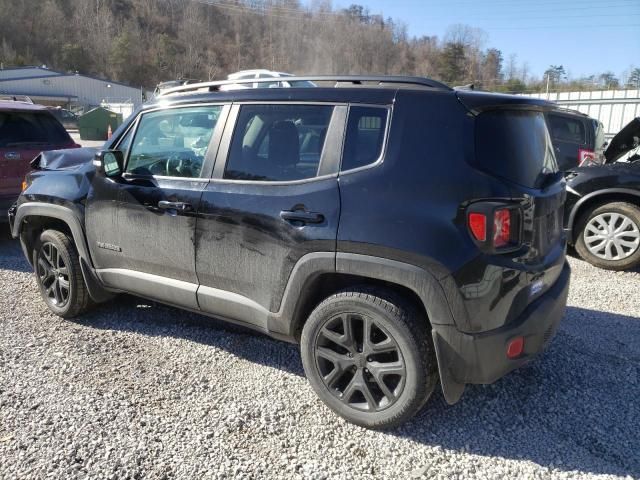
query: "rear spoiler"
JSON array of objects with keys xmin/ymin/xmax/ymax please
[{"xmin": 456, "ymin": 90, "xmax": 554, "ymax": 115}]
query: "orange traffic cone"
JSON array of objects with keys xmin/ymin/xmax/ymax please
[{"xmin": 107, "ymin": 123, "xmax": 113, "ymax": 140}]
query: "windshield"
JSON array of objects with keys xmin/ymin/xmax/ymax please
[{"xmin": 474, "ymin": 110, "xmax": 558, "ymax": 189}]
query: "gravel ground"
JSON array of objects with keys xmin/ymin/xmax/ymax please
[{"xmin": 0, "ymin": 232, "xmax": 638, "ymax": 480}]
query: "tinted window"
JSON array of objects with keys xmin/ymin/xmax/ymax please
[
  {"xmin": 341, "ymin": 106, "xmax": 388, "ymax": 171},
  {"xmin": 224, "ymin": 104, "xmax": 333, "ymax": 181},
  {"xmin": 548, "ymin": 114, "xmax": 586, "ymax": 144},
  {"xmin": 0, "ymin": 111, "xmax": 70, "ymax": 147},
  {"xmin": 126, "ymin": 106, "xmax": 222, "ymax": 178},
  {"xmin": 475, "ymin": 110, "xmax": 558, "ymax": 189}
]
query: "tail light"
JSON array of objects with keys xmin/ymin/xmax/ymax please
[
  {"xmin": 493, "ymin": 209, "xmax": 511, "ymax": 248},
  {"xmin": 468, "ymin": 213, "xmax": 487, "ymax": 242},
  {"xmin": 467, "ymin": 203, "xmax": 521, "ymax": 253},
  {"xmin": 578, "ymin": 148, "xmax": 595, "ymax": 166}
]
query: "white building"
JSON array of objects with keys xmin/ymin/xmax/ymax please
[{"xmin": 0, "ymin": 66, "xmax": 149, "ymax": 116}]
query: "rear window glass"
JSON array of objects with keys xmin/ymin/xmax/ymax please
[
  {"xmin": 548, "ymin": 114, "xmax": 586, "ymax": 144},
  {"xmin": 0, "ymin": 111, "xmax": 70, "ymax": 147},
  {"xmin": 475, "ymin": 110, "xmax": 558, "ymax": 188},
  {"xmin": 341, "ymin": 106, "xmax": 388, "ymax": 171}
]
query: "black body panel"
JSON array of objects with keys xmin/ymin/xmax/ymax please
[{"xmin": 196, "ymin": 178, "xmax": 340, "ymax": 313}]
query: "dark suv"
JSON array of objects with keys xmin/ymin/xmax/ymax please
[
  {"xmin": 1, "ymin": 100, "xmax": 78, "ymax": 220},
  {"xmin": 9, "ymin": 76, "xmax": 570, "ymax": 428},
  {"xmin": 546, "ymin": 108, "xmax": 606, "ymax": 170}
]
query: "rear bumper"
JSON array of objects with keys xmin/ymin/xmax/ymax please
[{"xmin": 432, "ymin": 261, "xmax": 571, "ymax": 404}]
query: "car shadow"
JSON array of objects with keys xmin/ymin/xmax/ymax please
[
  {"xmin": 73, "ymin": 295, "xmax": 306, "ymax": 377},
  {"xmin": 72, "ymin": 298, "xmax": 639, "ymax": 477}
]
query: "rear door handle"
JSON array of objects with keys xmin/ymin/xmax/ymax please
[
  {"xmin": 158, "ymin": 200, "xmax": 193, "ymax": 212},
  {"xmin": 280, "ymin": 210, "xmax": 324, "ymax": 225}
]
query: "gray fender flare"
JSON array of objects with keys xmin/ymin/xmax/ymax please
[
  {"xmin": 12, "ymin": 202, "xmax": 113, "ymax": 302},
  {"xmin": 270, "ymin": 251, "xmax": 461, "ymax": 402}
]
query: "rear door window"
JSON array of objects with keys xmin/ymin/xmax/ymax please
[
  {"xmin": 475, "ymin": 110, "xmax": 558, "ymax": 189},
  {"xmin": 224, "ymin": 104, "xmax": 334, "ymax": 182},
  {"xmin": 0, "ymin": 111, "xmax": 70, "ymax": 147},
  {"xmin": 341, "ymin": 106, "xmax": 388, "ymax": 171},
  {"xmin": 548, "ymin": 114, "xmax": 586, "ymax": 144}
]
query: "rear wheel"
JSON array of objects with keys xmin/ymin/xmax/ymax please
[
  {"xmin": 300, "ymin": 287, "xmax": 438, "ymax": 429},
  {"xmin": 33, "ymin": 229, "xmax": 91, "ymax": 318},
  {"xmin": 575, "ymin": 202, "xmax": 640, "ymax": 271}
]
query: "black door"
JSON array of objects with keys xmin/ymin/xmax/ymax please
[
  {"xmin": 195, "ymin": 103, "xmax": 346, "ymax": 328},
  {"xmin": 93, "ymin": 104, "xmax": 229, "ymax": 309}
]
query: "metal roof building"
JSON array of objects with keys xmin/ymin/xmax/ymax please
[{"xmin": 0, "ymin": 66, "xmax": 147, "ymax": 113}]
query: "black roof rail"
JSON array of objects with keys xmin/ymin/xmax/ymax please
[{"xmin": 158, "ymin": 75, "xmax": 452, "ymax": 97}]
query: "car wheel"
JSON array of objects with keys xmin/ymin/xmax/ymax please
[
  {"xmin": 300, "ymin": 287, "xmax": 438, "ymax": 429},
  {"xmin": 33, "ymin": 229, "xmax": 92, "ymax": 318},
  {"xmin": 575, "ymin": 202, "xmax": 640, "ymax": 271}
]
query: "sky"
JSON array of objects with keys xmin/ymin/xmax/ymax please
[{"xmin": 329, "ymin": 0, "xmax": 640, "ymax": 81}]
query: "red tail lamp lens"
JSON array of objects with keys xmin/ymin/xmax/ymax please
[
  {"xmin": 468, "ymin": 213, "xmax": 487, "ymax": 242},
  {"xmin": 506, "ymin": 336, "xmax": 524, "ymax": 359},
  {"xmin": 493, "ymin": 209, "xmax": 511, "ymax": 248}
]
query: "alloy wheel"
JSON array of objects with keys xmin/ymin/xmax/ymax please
[
  {"xmin": 584, "ymin": 212, "xmax": 640, "ymax": 261},
  {"xmin": 314, "ymin": 312, "xmax": 406, "ymax": 412},
  {"xmin": 36, "ymin": 242, "xmax": 71, "ymax": 307}
]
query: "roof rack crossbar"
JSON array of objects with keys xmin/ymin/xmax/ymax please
[{"xmin": 158, "ymin": 75, "xmax": 451, "ymax": 96}]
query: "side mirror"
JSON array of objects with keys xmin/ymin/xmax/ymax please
[{"xmin": 93, "ymin": 150, "xmax": 124, "ymax": 177}]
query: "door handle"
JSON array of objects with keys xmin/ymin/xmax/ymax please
[
  {"xmin": 158, "ymin": 200, "xmax": 193, "ymax": 212},
  {"xmin": 280, "ymin": 209, "xmax": 324, "ymax": 225}
]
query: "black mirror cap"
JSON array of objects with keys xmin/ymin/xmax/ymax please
[{"xmin": 93, "ymin": 150, "xmax": 124, "ymax": 177}]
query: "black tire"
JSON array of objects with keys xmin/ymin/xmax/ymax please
[
  {"xmin": 300, "ymin": 287, "xmax": 438, "ymax": 429},
  {"xmin": 575, "ymin": 202, "xmax": 640, "ymax": 271},
  {"xmin": 32, "ymin": 229, "xmax": 92, "ymax": 318}
]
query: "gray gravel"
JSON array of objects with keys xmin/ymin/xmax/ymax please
[{"xmin": 1, "ymin": 233, "xmax": 639, "ymax": 480}]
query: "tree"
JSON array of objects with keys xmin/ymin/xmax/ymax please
[
  {"xmin": 544, "ymin": 65, "xmax": 566, "ymax": 86},
  {"xmin": 439, "ymin": 42, "xmax": 466, "ymax": 84},
  {"xmin": 626, "ymin": 68, "xmax": 640, "ymax": 89},
  {"xmin": 599, "ymin": 72, "xmax": 619, "ymax": 89},
  {"xmin": 481, "ymin": 48, "xmax": 503, "ymax": 89}
]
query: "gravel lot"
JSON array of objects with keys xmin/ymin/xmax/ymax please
[{"xmin": 1, "ymin": 232, "xmax": 638, "ymax": 480}]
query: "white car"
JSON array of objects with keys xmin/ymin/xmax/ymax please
[{"xmin": 222, "ymin": 70, "xmax": 315, "ymax": 90}]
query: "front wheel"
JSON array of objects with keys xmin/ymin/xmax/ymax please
[
  {"xmin": 33, "ymin": 229, "xmax": 92, "ymax": 318},
  {"xmin": 575, "ymin": 202, "xmax": 640, "ymax": 271},
  {"xmin": 300, "ymin": 287, "xmax": 438, "ymax": 429}
]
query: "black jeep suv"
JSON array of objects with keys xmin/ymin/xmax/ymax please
[{"xmin": 8, "ymin": 76, "xmax": 570, "ymax": 428}]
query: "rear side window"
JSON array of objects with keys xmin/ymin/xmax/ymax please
[
  {"xmin": 475, "ymin": 110, "xmax": 557, "ymax": 189},
  {"xmin": 341, "ymin": 106, "xmax": 388, "ymax": 171},
  {"xmin": 0, "ymin": 111, "xmax": 70, "ymax": 147},
  {"xmin": 224, "ymin": 104, "xmax": 334, "ymax": 182},
  {"xmin": 548, "ymin": 114, "xmax": 586, "ymax": 144}
]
